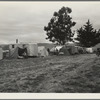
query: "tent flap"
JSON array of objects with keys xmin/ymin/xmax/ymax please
[
  {"xmin": 38, "ymin": 46, "xmax": 48, "ymax": 57},
  {"xmin": 0, "ymin": 48, "xmax": 3, "ymax": 60}
]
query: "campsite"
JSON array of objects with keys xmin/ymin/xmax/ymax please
[
  {"xmin": 0, "ymin": 53, "xmax": 100, "ymax": 92},
  {"xmin": 1, "ymin": 2, "xmax": 100, "ymax": 94}
]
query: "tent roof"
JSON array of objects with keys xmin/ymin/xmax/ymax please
[
  {"xmin": 65, "ymin": 42, "xmax": 75, "ymax": 46},
  {"xmin": 94, "ymin": 43, "xmax": 100, "ymax": 47},
  {"xmin": 38, "ymin": 43, "xmax": 55, "ymax": 50},
  {"xmin": 56, "ymin": 46, "xmax": 63, "ymax": 51}
]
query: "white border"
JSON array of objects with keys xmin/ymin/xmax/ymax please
[{"xmin": 0, "ymin": 93, "xmax": 100, "ymax": 99}]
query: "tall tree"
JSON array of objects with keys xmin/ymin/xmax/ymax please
[
  {"xmin": 44, "ymin": 6, "xmax": 76, "ymax": 45},
  {"xmin": 75, "ymin": 20, "xmax": 100, "ymax": 47}
]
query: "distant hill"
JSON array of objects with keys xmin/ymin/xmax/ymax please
[
  {"xmin": 0, "ymin": 44, "xmax": 9, "ymax": 50},
  {"xmin": 0, "ymin": 43, "xmax": 55, "ymax": 50},
  {"xmin": 38, "ymin": 43, "xmax": 55, "ymax": 50},
  {"xmin": 0, "ymin": 42, "xmax": 81, "ymax": 51}
]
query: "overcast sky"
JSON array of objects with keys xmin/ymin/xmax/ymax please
[{"xmin": 0, "ymin": 1, "xmax": 100, "ymax": 44}]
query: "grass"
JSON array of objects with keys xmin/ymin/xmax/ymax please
[{"xmin": 0, "ymin": 54, "xmax": 100, "ymax": 92}]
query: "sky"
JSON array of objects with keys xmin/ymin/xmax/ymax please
[{"xmin": 0, "ymin": 1, "xmax": 100, "ymax": 44}]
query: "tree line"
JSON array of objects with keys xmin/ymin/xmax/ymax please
[{"xmin": 44, "ymin": 6, "xmax": 100, "ymax": 47}]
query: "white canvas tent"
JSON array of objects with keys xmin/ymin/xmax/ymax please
[
  {"xmin": 38, "ymin": 46, "xmax": 48, "ymax": 57},
  {"xmin": 0, "ymin": 48, "xmax": 3, "ymax": 60},
  {"xmin": 9, "ymin": 44, "xmax": 18, "ymax": 58},
  {"xmin": 9, "ymin": 43, "xmax": 38, "ymax": 58},
  {"xmin": 86, "ymin": 48, "xmax": 93, "ymax": 53},
  {"xmin": 65, "ymin": 43, "xmax": 79, "ymax": 55},
  {"xmin": 56, "ymin": 46, "xmax": 63, "ymax": 51},
  {"xmin": 9, "ymin": 44, "xmax": 23, "ymax": 58},
  {"xmin": 93, "ymin": 43, "xmax": 100, "ymax": 52},
  {"xmin": 26, "ymin": 43, "xmax": 38, "ymax": 57},
  {"xmin": 50, "ymin": 46, "xmax": 63, "ymax": 52},
  {"xmin": 50, "ymin": 47, "xmax": 56, "ymax": 52},
  {"xmin": 59, "ymin": 46, "xmax": 70, "ymax": 55},
  {"xmin": 50, "ymin": 46, "xmax": 63, "ymax": 55}
]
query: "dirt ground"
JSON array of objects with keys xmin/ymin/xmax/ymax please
[{"xmin": 0, "ymin": 54, "xmax": 100, "ymax": 93}]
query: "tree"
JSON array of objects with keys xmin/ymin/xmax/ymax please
[
  {"xmin": 75, "ymin": 20, "xmax": 100, "ymax": 47},
  {"xmin": 44, "ymin": 6, "xmax": 76, "ymax": 45}
]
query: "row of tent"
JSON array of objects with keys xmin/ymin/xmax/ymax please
[
  {"xmin": 0, "ymin": 42, "xmax": 100, "ymax": 60},
  {"xmin": 0, "ymin": 43, "xmax": 49, "ymax": 60},
  {"xmin": 50, "ymin": 43, "xmax": 100, "ymax": 55},
  {"xmin": 50, "ymin": 45, "xmax": 86, "ymax": 55}
]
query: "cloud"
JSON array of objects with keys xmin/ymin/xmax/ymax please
[{"xmin": 0, "ymin": 2, "xmax": 100, "ymax": 44}]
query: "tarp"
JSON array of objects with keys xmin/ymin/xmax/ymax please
[
  {"xmin": 86, "ymin": 48, "xmax": 93, "ymax": 53},
  {"xmin": 93, "ymin": 43, "xmax": 100, "ymax": 52},
  {"xmin": 50, "ymin": 47, "xmax": 56, "ymax": 52},
  {"xmin": 26, "ymin": 43, "xmax": 38, "ymax": 57},
  {"xmin": 65, "ymin": 45, "xmax": 79, "ymax": 55},
  {"xmin": 0, "ymin": 48, "xmax": 3, "ymax": 60},
  {"xmin": 38, "ymin": 46, "xmax": 48, "ymax": 57},
  {"xmin": 9, "ymin": 47, "xmax": 18, "ymax": 59},
  {"xmin": 9, "ymin": 44, "xmax": 25, "ymax": 58},
  {"xmin": 71, "ymin": 46, "xmax": 78, "ymax": 54},
  {"xmin": 76, "ymin": 46, "xmax": 84, "ymax": 54},
  {"xmin": 3, "ymin": 50, "xmax": 9, "ymax": 58},
  {"xmin": 59, "ymin": 46, "xmax": 70, "ymax": 55},
  {"xmin": 65, "ymin": 42, "xmax": 79, "ymax": 54},
  {"xmin": 9, "ymin": 44, "xmax": 19, "ymax": 58}
]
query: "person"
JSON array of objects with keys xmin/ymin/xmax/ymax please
[{"xmin": 47, "ymin": 48, "xmax": 50, "ymax": 54}]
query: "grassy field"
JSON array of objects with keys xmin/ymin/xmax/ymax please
[{"xmin": 0, "ymin": 54, "xmax": 100, "ymax": 93}]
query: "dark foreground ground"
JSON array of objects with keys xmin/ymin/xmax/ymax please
[{"xmin": 0, "ymin": 54, "xmax": 100, "ymax": 93}]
